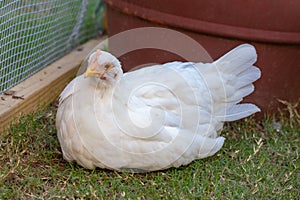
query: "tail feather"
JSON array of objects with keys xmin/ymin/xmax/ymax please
[
  {"xmin": 215, "ymin": 44, "xmax": 257, "ymax": 75},
  {"xmin": 226, "ymin": 84, "xmax": 254, "ymax": 103},
  {"xmin": 213, "ymin": 44, "xmax": 261, "ymax": 121},
  {"xmin": 234, "ymin": 66, "xmax": 261, "ymax": 89},
  {"xmin": 222, "ymin": 104, "xmax": 261, "ymax": 121}
]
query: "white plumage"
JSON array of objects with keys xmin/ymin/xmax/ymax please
[{"xmin": 56, "ymin": 44, "xmax": 261, "ymax": 172}]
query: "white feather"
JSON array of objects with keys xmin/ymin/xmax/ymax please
[{"xmin": 56, "ymin": 44, "xmax": 261, "ymax": 172}]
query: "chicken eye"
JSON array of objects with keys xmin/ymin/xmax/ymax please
[{"xmin": 104, "ymin": 64, "xmax": 113, "ymax": 71}]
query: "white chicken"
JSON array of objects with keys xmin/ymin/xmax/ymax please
[{"xmin": 56, "ymin": 44, "xmax": 261, "ymax": 172}]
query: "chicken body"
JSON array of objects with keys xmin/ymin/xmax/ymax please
[{"xmin": 56, "ymin": 44, "xmax": 260, "ymax": 172}]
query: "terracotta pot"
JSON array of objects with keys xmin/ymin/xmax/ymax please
[{"xmin": 103, "ymin": 0, "xmax": 300, "ymax": 115}]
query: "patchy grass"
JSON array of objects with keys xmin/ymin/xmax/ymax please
[{"xmin": 0, "ymin": 102, "xmax": 299, "ymax": 199}]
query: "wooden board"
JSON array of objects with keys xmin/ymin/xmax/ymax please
[{"xmin": 0, "ymin": 37, "xmax": 107, "ymax": 132}]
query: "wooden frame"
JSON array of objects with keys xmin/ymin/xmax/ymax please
[{"xmin": 0, "ymin": 37, "xmax": 106, "ymax": 132}]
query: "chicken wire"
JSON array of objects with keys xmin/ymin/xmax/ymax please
[{"xmin": 0, "ymin": 0, "xmax": 104, "ymax": 93}]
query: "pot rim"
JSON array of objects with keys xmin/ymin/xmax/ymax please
[{"xmin": 104, "ymin": 0, "xmax": 300, "ymax": 44}]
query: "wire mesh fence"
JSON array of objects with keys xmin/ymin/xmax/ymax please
[{"xmin": 0, "ymin": 0, "xmax": 104, "ymax": 93}]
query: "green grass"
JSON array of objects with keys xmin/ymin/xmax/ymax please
[{"xmin": 0, "ymin": 102, "xmax": 299, "ymax": 199}]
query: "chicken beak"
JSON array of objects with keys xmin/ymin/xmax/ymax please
[
  {"xmin": 84, "ymin": 67, "xmax": 107, "ymax": 80},
  {"xmin": 84, "ymin": 69, "xmax": 95, "ymax": 78},
  {"xmin": 84, "ymin": 66, "xmax": 101, "ymax": 78}
]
